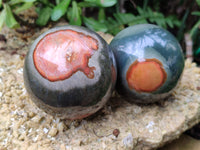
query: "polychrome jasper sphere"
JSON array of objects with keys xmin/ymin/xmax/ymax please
[
  {"xmin": 110, "ymin": 24, "xmax": 185, "ymax": 103},
  {"xmin": 23, "ymin": 25, "xmax": 117, "ymax": 119}
]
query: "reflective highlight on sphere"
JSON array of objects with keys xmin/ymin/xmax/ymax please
[
  {"xmin": 126, "ymin": 58, "xmax": 167, "ymax": 92},
  {"xmin": 34, "ymin": 30, "xmax": 99, "ymax": 81},
  {"xmin": 110, "ymin": 24, "xmax": 185, "ymax": 103}
]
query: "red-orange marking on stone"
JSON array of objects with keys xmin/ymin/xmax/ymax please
[
  {"xmin": 71, "ymin": 113, "xmax": 92, "ymax": 120},
  {"xmin": 33, "ymin": 30, "xmax": 98, "ymax": 81},
  {"xmin": 126, "ymin": 58, "xmax": 167, "ymax": 92},
  {"xmin": 111, "ymin": 64, "xmax": 116, "ymax": 84}
]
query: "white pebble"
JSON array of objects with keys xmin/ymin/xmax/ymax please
[
  {"xmin": 17, "ymin": 68, "xmax": 23, "ymax": 74},
  {"xmin": 43, "ymin": 128, "xmax": 49, "ymax": 134}
]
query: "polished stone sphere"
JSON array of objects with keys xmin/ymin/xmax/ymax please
[
  {"xmin": 23, "ymin": 25, "xmax": 117, "ymax": 119},
  {"xmin": 110, "ymin": 24, "xmax": 185, "ymax": 103}
]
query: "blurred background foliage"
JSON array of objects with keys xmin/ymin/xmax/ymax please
[{"xmin": 0, "ymin": 0, "xmax": 200, "ymax": 62}]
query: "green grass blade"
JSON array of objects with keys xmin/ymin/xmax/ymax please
[
  {"xmin": 192, "ymin": 11, "xmax": 200, "ymax": 16},
  {"xmin": 15, "ymin": 2, "xmax": 34, "ymax": 14},
  {"xmin": 83, "ymin": 17, "xmax": 108, "ymax": 32},
  {"xmin": 51, "ymin": 0, "xmax": 71, "ymax": 21},
  {"xmin": 4, "ymin": 4, "xmax": 20, "ymax": 28},
  {"xmin": 36, "ymin": 7, "xmax": 52, "ymax": 26},
  {"xmin": 190, "ymin": 20, "xmax": 200, "ymax": 38},
  {"xmin": 0, "ymin": 9, "xmax": 6, "ymax": 31},
  {"xmin": 69, "ymin": 1, "xmax": 81, "ymax": 26},
  {"xmin": 196, "ymin": 0, "xmax": 200, "ymax": 6},
  {"xmin": 96, "ymin": 0, "xmax": 117, "ymax": 7}
]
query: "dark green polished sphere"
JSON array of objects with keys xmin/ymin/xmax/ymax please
[
  {"xmin": 23, "ymin": 25, "xmax": 117, "ymax": 119},
  {"xmin": 110, "ymin": 24, "xmax": 185, "ymax": 104}
]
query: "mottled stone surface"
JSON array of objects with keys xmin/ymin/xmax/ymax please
[{"xmin": 0, "ymin": 27, "xmax": 200, "ymax": 150}]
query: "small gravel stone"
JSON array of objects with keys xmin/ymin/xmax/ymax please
[{"xmin": 48, "ymin": 127, "xmax": 58, "ymax": 137}]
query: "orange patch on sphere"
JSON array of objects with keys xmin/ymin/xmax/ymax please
[
  {"xmin": 111, "ymin": 64, "xmax": 116, "ymax": 83},
  {"xmin": 33, "ymin": 30, "xmax": 98, "ymax": 81},
  {"xmin": 126, "ymin": 59, "xmax": 167, "ymax": 92}
]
